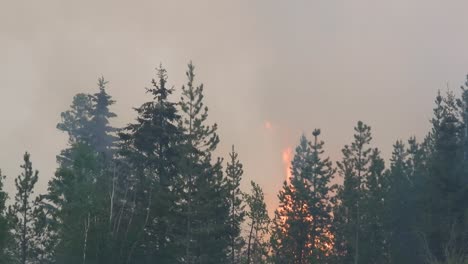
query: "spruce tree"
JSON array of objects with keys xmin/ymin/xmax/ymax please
[
  {"xmin": 89, "ymin": 76, "xmax": 117, "ymax": 156},
  {"xmin": 118, "ymin": 65, "xmax": 183, "ymax": 263}
]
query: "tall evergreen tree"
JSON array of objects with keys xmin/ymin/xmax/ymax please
[
  {"xmin": 89, "ymin": 76, "xmax": 118, "ymax": 156},
  {"xmin": 45, "ymin": 143, "xmax": 101, "ymax": 264},
  {"xmin": 272, "ymin": 131, "xmax": 335, "ymax": 264},
  {"xmin": 9, "ymin": 152, "xmax": 39, "ymax": 264},
  {"xmin": 176, "ymin": 62, "xmax": 228, "ymax": 264},
  {"xmin": 0, "ymin": 169, "xmax": 13, "ymax": 263},
  {"xmin": 271, "ymin": 135, "xmax": 312, "ymax": 264},
  {"xmin": 361, "ymin": 148, "xmax": 388, "ymax": 263},
  {"xmin": 118, "ymin": 65, "xmax": 183, "ymax": 263},
  {"xmin": 225, "ymin": 145, "xmax": 245, "ymax": 264},
  {"xmin": 57, "ymin": 76, "xmax": 117, "ymax": 162},
  {"xmin": 306, "ymin": 129, "xmax": 335, "ymax": 262},
  {"xmin": 424, "ymin": 90, "xmax": 467, "ymax": 261},
  {"xmin": 57, "ymin": 94, "xmax": 93, "ymax": 166},
  {"xmin": 244, "ymin": 181, "xmax": 270, "ymax": 264},
  {"xmin": 333, "ymin": 121, "xmax": 373, "ymax": 264},
  {"xmin": 386, "ymin": 139, "xmax": 424, "ymax": 263},
  {"xmin": 45, "ymin": 76, "xmax": 119, "ymax": 264}
]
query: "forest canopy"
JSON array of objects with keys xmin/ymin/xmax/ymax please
[{"xmin": 1, "ymin": 63, "xmax": 468, "ymax": 264}]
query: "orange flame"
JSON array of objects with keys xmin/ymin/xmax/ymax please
[{"xmin": 282, "ymin": 147, "xmax": 293, "ymax": 185}]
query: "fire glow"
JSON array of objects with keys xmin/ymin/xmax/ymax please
[{"xmin": 282, "ymin": 147, "xmax": 293, "ymax": 185}]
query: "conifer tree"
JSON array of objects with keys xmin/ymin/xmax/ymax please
[
  {"xmin": 424, "ymin": 90, "xmax": 466, "ymax": 260},
  {"xmin": 225, "ymin": 145, "xmax": 245, "ymax": 264},
  {"xmin": 119, "ymin": 65, "xmax": 183, "ymax": 263},
  {"xmin": 89, "ymin": 76, "xmax": 118, "ymax": 156},
  {"xmin": 176, "ymin": 62, "xmax": 227, "ymax": 264},
  {"xmin": 9, "ymin": 152, "xmax": 39, "ymax": 264},
  {"xmin": 57, "ymin": 77, "xmax": 117, "ymax": 160},
  {"xmin": 45, "ymin": 77, "xmax": 119, "ymax": 264},
  {"xmin": 57, "ymin": 93, "xmax": 93, "ymax": 166},
  {"xmin": 271, "ymin": 135, "xmax": 312, "ymax": 263},
  {"xmin": 0, "ymin": 169, "xmax": 12, "ymax": 263},
  {"xmin": 306, "ymin": 129, "xmax": 335, "ymax": 262},
  {"xmin": 386, "ymin": 139, "xmax": 424, "ymax": 263},
  {"xmin": 333, "ymin": 121, "xmax": 372, "ymax": 264},
  {"xmin": 45, "ymin": 143, "xmax": 100, "ymax": 264},
  {"xmin": 272, "ymin": 131, "xmax": 335, "ymax": 264},
  {"xmin": 244, "ymin": 181, "xmax": 270, "ymax": 264},
  {"xmin": 458, "ymin": 75, "xmax": 468, "ymax": 168},
  {"xmin": 361, "ymin": 148, "xmax": 388, "ymax": 263}
]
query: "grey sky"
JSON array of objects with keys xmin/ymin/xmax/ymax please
[{"xmin": 2, "ymin": 0, "xmax": 468, "ymax": 212}]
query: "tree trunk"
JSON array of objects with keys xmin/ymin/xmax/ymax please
[
  {"xmin": 247, "ymin": 220, "xmax": 255, "ymax": 264},
  {"xmin": 83, "ymin": 212, "xmax": 90, "ymax": 264}
]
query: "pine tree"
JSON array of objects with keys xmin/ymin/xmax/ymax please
[
  {"xmin": 176, "ymin": 62, "xmax": 228, "ymax": 264},
  {"xmin": 271, "ymin": 131, "xmax": 335, "ymax": 264},
  {"xmin": 386, "ymin": 139, "xmax": 424, "ymax": 263},
  {"xmin": 244, "ymin": 181, "xmax": 270, "ymax": 264},
  {"xmin": 271, "ymin": 135, "xmax": 312, "ymax": 263},
  {"xmin": 225, "ymin": 145, "xmax": 245, "ymax": 264},
  {"xmin": 333, "ymin": 121, "xmax": 373, "ymax": 264},
  {"xmin": 306, "ymin": 129, "xmax": 335, "ymax": 262},
  {"xmin": 0, "ymin": 169, "xmax": 13, "ymax": 263},
  {"xmin": 424, "ymin": 90, "xmax": 466, "ymax": 260},
  {"xmin": 361, "ymin": 148, "xmax": 388, "ymax": 263},
  {"xmin": 9, "ymin": 152, "xmax": 39, "ymax": 264},
  {"xmin": 118, "ymin": 65, "xmax": 183, "ymax": 263}
]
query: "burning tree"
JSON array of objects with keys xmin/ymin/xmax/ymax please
[{"xmin": 271, "ymin": 130, "xmax": 335, "ymax": 264}]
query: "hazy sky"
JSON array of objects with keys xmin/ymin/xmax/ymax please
[{"xmin": 2, "ymin": 0, "xmax": 468, "ymax": 212}]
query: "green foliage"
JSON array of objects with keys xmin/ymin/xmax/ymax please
[
  {"xmin": 118, "ymin": 65, "xmax": 184, "ymax": 263},
  {"xmin": 0, "ymin": 169, "xmax": 13, "ymax": 264},
  {"xmin": 57, "ymin": 77, "xmax": 117, "ymax": 164},
  {"xmin": 176, "ymin": 62, "xmax": 230, "ymax": 264},
  {"xmin": 9, "ymin": 152, "xmax": 39, "ymax": 264},
  {"xmin": 89, "ymin": 76, "xmax": 118, "ymax": 156},
  {"xmin": 45, "ymin": 143, "xmax": 102, "ymax": 264},
  {"xmin": 333, "ymin": 121, "xmax": 388, "ymax": 264},
  {"xmin": 226, "ymin": 145, "xmax": 246, "ymax": 264},
  {"xmin": 7, "ymin": 65, "xmax": 468, "ymax": 264},
  {"xmin": 244, "ymin": 181, "xmax": 270, "ymax": 264}
]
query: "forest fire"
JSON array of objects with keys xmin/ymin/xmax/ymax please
[{"xmin": 282, "ymin": 147, "xmax": 293, "ymax": 184}]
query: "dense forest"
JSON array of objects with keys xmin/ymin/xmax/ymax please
[{"xmin": 1, "ymin": 63, "xmax": 468, "ymax": 264}]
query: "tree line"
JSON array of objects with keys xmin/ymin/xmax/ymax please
[{"xmin": 0, "ymin": 63, "xmax": 468, "ymax": 264}]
